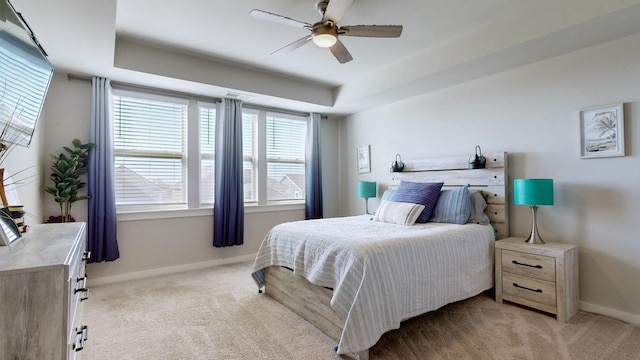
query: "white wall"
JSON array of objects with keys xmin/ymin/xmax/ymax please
[
  {"xmin": 41, "ymin": 74, "xmax": 342, "ymax": 284},
  {"xmin": 340, "ymin": 33, "xmax": 640, "ymax": 324},
  {"xmin": 89, "ymin": 208, "xmax": 305, "ymax": 283},
  {"xmin": 41, "ymin": 74, "xmax": 92, "ymax": 222}
]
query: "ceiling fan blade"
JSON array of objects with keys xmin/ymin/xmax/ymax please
[
  {"xmin": 330, "ymin": 39, "xmax": 353, "ymax": 64},
  {"xmin": 340, "ymin": 25, "xmax": 403, "ymax": 37},
  {"xmin": 272, "ymin": 36, "xmax": 312, "ymax": 55},
  {"xmin": 250, "ymin": 9, "xmax": 311, "ymax": 29},
  {"xmin": 323, "ymin": 0, "xmax": 353, "ymax": 23}
]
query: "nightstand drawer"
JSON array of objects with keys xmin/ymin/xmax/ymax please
[
  {"xmin": 502, "ymin": 272, "xmax": 556, "ymax": 307},
  {"xmin": 502, "ymin": 250, "xmax": 555, "ymax": 282}
]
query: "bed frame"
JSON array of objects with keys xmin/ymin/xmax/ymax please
[{"xmin": 264, "ymin": 152, "xmax": 509, "ymax": 359}]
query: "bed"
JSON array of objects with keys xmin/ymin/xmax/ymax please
[{"xmin": 251, "ymin": 152, "xmax": 508, "ymax": 359}]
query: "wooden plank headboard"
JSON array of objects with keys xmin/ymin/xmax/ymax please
[{"xmin": 390, "ymin": 152, "xmax": 509, "ymax": 239}]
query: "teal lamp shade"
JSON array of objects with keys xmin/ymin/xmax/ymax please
[
  {"xmin": 514, "ymin": 178, "xmax": 554, "ymax": 244},
  {"xmin": 514, "ymin": 179, "xmax": 554, "ymax": 205},
  {"xmin": 356, "ymin": 181, "xmax": 376, "ymax": 214},
  {"xmin": 357, "ymin": 181, "xmax": 377, "ymax": 198}
]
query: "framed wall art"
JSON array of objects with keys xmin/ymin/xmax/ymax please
[
  {"xmin": 356, "ymin": 145, "xmax": 371, "ymax": 173},
  {"xmin": 579, "ymin": 103, "xmax": 625, "ymax": 159}
]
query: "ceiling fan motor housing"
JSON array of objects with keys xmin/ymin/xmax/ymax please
[{"xmin": 313, "ymin": 21, "xmax": 337, "ymax": 35}]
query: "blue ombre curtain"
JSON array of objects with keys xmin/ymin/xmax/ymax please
[
  {"xmin": 88, "ymin": 77, "xmax": 119, "ymax": 262},
  {"xmin": 305, "ymin": 113, "xmax": 323, "ymax": 219},
  {"xmin": 213, "ymin": 98, "xmax": 244, "ymax": 247}
]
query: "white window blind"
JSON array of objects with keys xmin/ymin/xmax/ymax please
[
  {"xmin": 266, "ymin": 113, "xmax": 307, "ymax": 201},
  {"xmin": 0, "ymin": 36, "xmax": 52, "ymax": 146},
  {"xmin": 113, "ymin": 91, "xmax": 187, "ymax": 207},
  {"xmin": 242, "ymin": 111, "xmax": 257, "ymax": 202},
  {"xmin": 199, "ymin": 104, "xmax": 215, "ymax": 204}
]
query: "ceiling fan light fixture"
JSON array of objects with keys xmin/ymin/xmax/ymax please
[{"xmin": 313, "ymin": 33, "xmax": 337, "ymax": 47}]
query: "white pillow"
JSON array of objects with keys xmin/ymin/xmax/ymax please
[{"xmin": 373, "ymin": 200, "xmax": 425, "ymax": 226}]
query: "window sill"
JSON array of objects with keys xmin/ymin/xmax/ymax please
[{"xmin": 117, "ymin": 203, "xmax": 305, "ymax": 222}]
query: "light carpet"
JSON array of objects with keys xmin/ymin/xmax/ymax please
[{"xmin": 82, "ymin": 262, "xmax": 640, "ymax": 359}]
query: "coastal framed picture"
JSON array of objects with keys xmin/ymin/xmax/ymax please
[
  {"xmin": 579, "ymin": 103, "xmax": 625, "ymax": 159},
  {"xmin": 356, "ymin": 145, "xmax": 371, "ymax": 173}
]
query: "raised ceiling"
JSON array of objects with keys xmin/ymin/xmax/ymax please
[{"xmin": 11, "ymin": 0, "xmax": 640, "ymax": 115}]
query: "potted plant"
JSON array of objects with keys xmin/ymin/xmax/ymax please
[{"xmin": 45, "ymin": 139, "xmax": 95, "ymax": 223}]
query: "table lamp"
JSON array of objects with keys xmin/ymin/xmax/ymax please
[
  {"xmin": 357, "ymin": 181, "xmax": 377, "ymax": 214},
  {"xmin": 513, "ymin": 178, "xmax": 554, "ymax": 244}
]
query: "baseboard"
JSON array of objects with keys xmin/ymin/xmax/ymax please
[
  {"xmin": 88, "ymin": 254, "xmax": 257, "ymax": 286},
  {"xmin": 580, "ymin": 300, "xmax": 640, "ymax": 327}
]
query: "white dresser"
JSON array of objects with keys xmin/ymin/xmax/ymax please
[{"xmin": 0, "ymin": 222, "xmax": 90, "ymax": 360}]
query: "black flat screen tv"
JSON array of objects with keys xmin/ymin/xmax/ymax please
[{"xmin": 0, "ymin": 0, "xmax": 53, "ymax": 147}]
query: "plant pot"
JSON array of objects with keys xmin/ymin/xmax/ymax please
[{"xmin": 45, "ymin": 215, "xmax": 76, "ymax": 223}]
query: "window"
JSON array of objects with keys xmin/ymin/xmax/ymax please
[
  {"xmin": 266, "ymin": 112, "xmax": 307, "ymax": 202},
  {"xmin": 113, "ymin": 90, "xmax": 187, "ymax": 209},
  {"xmin": 242, "ymin": 109, "xmax": 257, "ymax": 203},
  {"xmin": 199, "ymin": 104, "xmax": 216, "ymax": 205},
  {"xmin": 242, "ymin": 108, "xmax": 307, "ymax": 205},
  {"xmin": 112, "ymin": 88, "xmax": 308, "ymax": 213}
]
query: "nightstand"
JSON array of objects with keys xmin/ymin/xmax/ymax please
[{"xmin": 495, "ymin": 237, "xmax": 579, "ymax": 322}]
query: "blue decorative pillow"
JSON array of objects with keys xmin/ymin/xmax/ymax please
[
  {"xmin": 430, "ymin": 185, "xmax": 472, "ymax": 225},
  {"xmin": 381, "ymin": 189, "xmax": 396, "ymax": 201},
  {"xmin": 392, "ymin": 181, "xmax": 444, "ymax": 223}
]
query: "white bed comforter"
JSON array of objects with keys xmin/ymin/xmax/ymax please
[{"xmin": 251, "ymin": 215, "xmax": 495, "ymax": 355}]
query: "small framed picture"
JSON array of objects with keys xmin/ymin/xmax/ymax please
[
  {"xmin": 579, "ymin": 103, "xmax": 625, "ymax": 158},
  {"xmin": 356, "ymin": 145, "xmax": 371, "ymax": 173}
]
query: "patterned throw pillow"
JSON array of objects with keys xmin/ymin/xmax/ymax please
[
  {"xmin": 392, "ymin": 181, "xmax": 444, "ymax": 223},
  {"xmin": 430, "ymin": 185, "xmax": 472, "ymax": 225}
]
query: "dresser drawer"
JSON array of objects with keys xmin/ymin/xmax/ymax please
[
  {"xmin": 502, "ymin": 250, "xmax": 555, "ymax": 282},
  {"xmin": 69, "ymin": 252, "xmax": 89, "ymax": 310},
  {"xmin": 502, "ymin": 272, "xmax": 556, "ymax": 307},
  {"xmin": 68, "ymin": 247, "xmax": 89, "ymax": 360}
]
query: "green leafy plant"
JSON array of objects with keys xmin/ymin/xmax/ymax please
[{"xmin": 45, "ymin": 139, "xmax": 96, "ymax": 223}]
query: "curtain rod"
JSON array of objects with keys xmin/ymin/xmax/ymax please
[
  {"xmin": 66, "ymin": 73, "xmax": 92, "ymax": 82},
  {"xmin": 243, "ymin": 104, "xmax": 312, "ymax": 118},
  {"xmin": 66, "ymin": 73, "xmax": 327, "ymax": 119},
  {"xmin": 66, "ymin": 73, "xmax": 221, "ymax": 103}
]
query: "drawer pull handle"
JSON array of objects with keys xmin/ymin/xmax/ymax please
[
  {"xmin": 73, "ymin": 325, "xmax": 89, "ymax": 352},
  {"xmin": 512, "ymin": 260, "xmax": 542, "ymax": 269},
  {"xmin": 513, "ymin": 282, "xmax": 543, "ymax": 293},
  {"xmin": 82, "ymin": 251, "xmax": 91, "ymax": 262},
  {"xmin": 81, "ymin": 288, "xmax": 90, "ymax": 301},
  {"xmin": 75, "ymin": 276, "xmax": 90, "ymax": 301}
]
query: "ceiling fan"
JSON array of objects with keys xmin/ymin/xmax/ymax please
[{"xmin": 250, "ymin": 0, "xmax": 403, "ymax": 64}]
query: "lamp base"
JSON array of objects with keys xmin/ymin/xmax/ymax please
[
  {"xmin": 525, "ymin": 205, "xmax": 545, "ymax": 244},
  {"xmin": 525, "ymin": 233, "xmax": 545, "ymax": 244}
]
